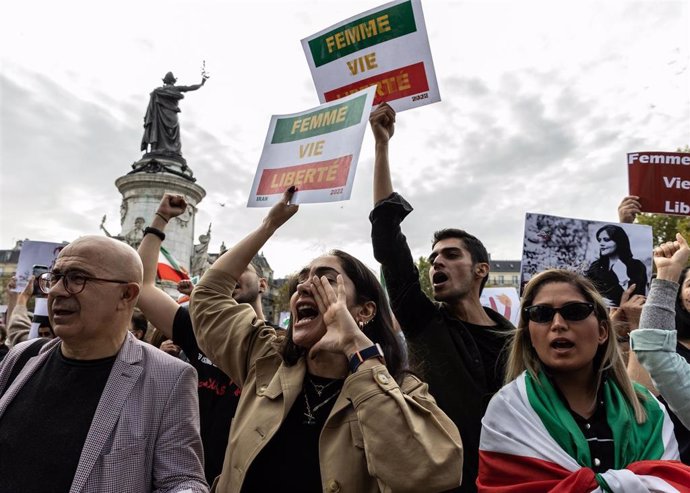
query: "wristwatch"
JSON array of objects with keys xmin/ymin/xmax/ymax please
[{"xmin": 348, "ymin": 343, "xmax": 385, "ymax": 373}]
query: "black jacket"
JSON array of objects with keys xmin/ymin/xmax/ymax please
[{"xmin": 370, "ymin": 193, "xmax": 514, "ymax": 493}]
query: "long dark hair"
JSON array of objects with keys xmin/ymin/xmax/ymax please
[
  {"xmin": 596, "ymin": 225, "xmax": 634, "ymax": 263},
  {"xmin": 280, "ymin": 250, "xmax": 408, "ymax": 382}
]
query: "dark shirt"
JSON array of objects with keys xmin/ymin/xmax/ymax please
[
  {"xmin": 565, "ymin": 389, "xmax": 614, "ymax": 473},
  {"xmin": 241, "ymin": 375, "xmax": 343, "ymax": 493},
  {"xmin": 585, "ymin": 258, "xmax": 647, "ymax": 306},
  {"xmin": 0, "ymin": 344, "xmax": 8, "ymax": 363},
  {"xmin": 370, "ymin": 192, "xmax": 514, "ymax": 493},
  {"xmin": 173, "ymin": 306, "xmax": 241, "ymax": 484},
  {"xmin": 0, "ymin": 346, "xmax": 115, "ymax": 493}
]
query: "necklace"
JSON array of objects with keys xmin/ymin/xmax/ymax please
[
  {"xmin": 303, "ymin": 389, "xmax": 341, "ymax": 426},
  {"xmin": 307, "ymin": 376, "xmax": 339, "ymax": 397}
]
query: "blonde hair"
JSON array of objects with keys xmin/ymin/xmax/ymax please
[{"xmin": 505, "ymin": 269, "xmax": 647, "ymax": 423}]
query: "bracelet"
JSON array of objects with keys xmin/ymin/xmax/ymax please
[
  {"xmin": 155, "ymin": 212, "xmax": 169, "ymax": 223},
  {"xmin": 348, "ymin": 343, "xmax": 385, "ymax": 373},
  {"xmin": 144, "ymin": 227, "xmax": 166, "ymax": 242}
]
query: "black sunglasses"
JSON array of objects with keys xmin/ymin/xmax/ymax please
[{"xmin": 523, "ymin": 302, "xmax": 595, "ymax": 324}]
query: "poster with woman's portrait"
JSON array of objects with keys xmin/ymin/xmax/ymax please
[{"xmin": 520, "ymin": 213, "xmax": 653, "ymax": 306}]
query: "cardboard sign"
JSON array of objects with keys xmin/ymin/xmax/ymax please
[
  {"xmin": 480, "ymin": 287, "xmax": 521, "ymax": 326},
  {"xmin": 520, "ymin": 213, "xmax": 653, "ymax": 307},
  {"xmin": 302, "ymin": 0, "xmax": 439, "ymax": 112},
  {"xmin": 628, "ymin": 151, "xmax": 690, "ymax": 216},
  {"xmin": 248, "ymin": 87, "xmax": 376, "ymax": 207},
  {"xmin": 14, "ymin": 241, "xmax": 66, "ymax": 292}
]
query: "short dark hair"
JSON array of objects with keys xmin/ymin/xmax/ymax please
[
  {"xmin": 281, "ymin": 250, "xmax": 409, "ymax": 382},
  {"xmin": 432, "ymin": 228, "xmax": 490, "ymax": 291},
  {"xmin": 131, "ymin": 308, "xmax": 148, "ymax": 336}
]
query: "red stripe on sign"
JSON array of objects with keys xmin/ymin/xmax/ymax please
[
  {"xmin": 256, "ymin": 156, "xmax": 352, "ymax": 195},
  {"xmin": 324, "ymin": 61, "xmax": 429, "ymax": 105}
]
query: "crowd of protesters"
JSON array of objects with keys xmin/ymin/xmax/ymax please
[{"xmin": 2, "ymin": 104, "xmax": 690, "ymax": 492}]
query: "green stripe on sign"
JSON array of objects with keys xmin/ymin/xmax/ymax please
[
  {"xmin": 272, "ymin": 93, "xmax": 367, "ymax": 144},
  {"xmin": 308, "ymin": 0, "xmax": 417, "ymax": 67}
]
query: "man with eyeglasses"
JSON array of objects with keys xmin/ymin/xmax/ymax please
[
  {"xmin": 0, "ymin": 235, "xmax": 208, "ymax": 493},
  {"xmin": 368, "ymin": 103, "xmax": 514, "ymax": 493}
]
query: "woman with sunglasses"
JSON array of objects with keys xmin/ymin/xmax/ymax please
[
  {"xmin": 632, "ymin": 234, "xmax": 690, "ymax": 432},
  {"xmin": 477, "ymin": 269, "xmax": 690, "ymax": 492},
  {"xmin": 189, "ymin": 188, "xmax": 462, "ymax": 493}
]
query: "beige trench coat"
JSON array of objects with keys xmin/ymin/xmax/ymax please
[{"xmin": 191, "ymin": 269, "xmax": 462, "ymax": 493}]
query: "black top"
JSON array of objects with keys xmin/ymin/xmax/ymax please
[
  {"xmin": 0, "ymin": 346, "xmax": 115, "ymax": 493},
  {"xmin": 585, "ymin": 257, "xmax": 647, "ymax": 307},
  {"xmin": 566, "ymin": 390, "xmax": 614, "ymax": 473},
  {"xmin": 0, "ymin": 344, "xmax": 8, "ymax": 363},
  {"xmin": 241, "ymin": 374, "xmax": 344, "ymax": 493},
  {"xmin": 173, "ymin": 306, "xmax": 241, "ymax": 484},
  {"xmin": 370, "ymin": 192, "xmax": 514, "ymax": 493}
]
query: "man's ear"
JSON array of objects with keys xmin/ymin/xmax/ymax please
[
  {"xmin": 121, "ymin": 283, "xmax": 140, "ymax": 305},
  {"xmin": 475, "ymin": 262, "xmax": 489, "ymax": 280},
  {"xmin": 258, "ymin": 278, "xmax": 268, "ymax": 294}
]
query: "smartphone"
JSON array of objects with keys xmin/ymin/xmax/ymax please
[{"xmin": 32, "ymin": 265, "xmax": 50, "ymax": 296}]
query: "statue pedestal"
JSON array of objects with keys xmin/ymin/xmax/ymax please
[{"xmin": 115, "ymin": 163, "xmax": 206, "ymax": 281}]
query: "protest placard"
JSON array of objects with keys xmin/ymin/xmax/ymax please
[
  {"xmin": 247, "ymin": 87, "xmax": 376, "ymax": 207},
  {"xmin": 480, "ymin": 287, "xmax": 520, "ymax": 326},
  {"xmin": 14, "ymin": 241, "xmax": 66, "ymax": 292},
  {"xmin": 520, "ymin": 213, "xmax": 653, "ymax": 307},
  {"xmin": 628, "ymin": 151, "xmax": 690, "ymax": 216},
  {"xmin": 302, "ymin": 0, "xmax": 439, "ymax": 112}
]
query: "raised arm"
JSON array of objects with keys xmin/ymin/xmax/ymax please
[
  {"xmin": 209, "ymin": 187, "xmax": 298, "ymax": 279},
  {"xmin": 618, "ymin": 195, "xmax": 641, "ymax": 223},
  {"xmin": 136, "ymin": 194, "xmax": 189, "ymax": 338},
  {"xmin": 370, "ymin": 103, "xmax": 396, "ymax": 204},
  {"xmin": 631, "ymin": 233, "xmax": 690, "ymax": 428},
  {"xmin": 191, "ymin": 188, "xmax": 298, "ymax": 383},
  {"xmin": 7, "ymin": 277, "xmax": 34, "ymax": 346},
  {"xmin": 177, "ymin": 76, "xmax": 208, "ymax": 93}
]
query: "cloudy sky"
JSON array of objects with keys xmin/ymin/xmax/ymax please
[{"xmin": 1, "ymin": 0, "xmax": 688, "ymax": 277}]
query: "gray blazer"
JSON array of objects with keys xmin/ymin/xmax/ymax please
[{"xmin": 0, "ymin": 333, "xmax": 208, "ymax": 493}]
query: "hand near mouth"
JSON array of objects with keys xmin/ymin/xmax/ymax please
[{"xmin": 310, "ymin": 274, "xmax": 373, "ymax": 358}]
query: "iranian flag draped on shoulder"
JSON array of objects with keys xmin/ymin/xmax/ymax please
[{"xmin": 477, "ymin": 372, "xmax": 690, "ymax": 492}]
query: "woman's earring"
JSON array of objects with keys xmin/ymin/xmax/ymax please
[{"xmin": 358, "ymin": 320, "xmax": 365, "ymax": 330}]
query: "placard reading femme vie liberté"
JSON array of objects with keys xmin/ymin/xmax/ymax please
[
  {"xmin": 302, "ymin": 0, "xmax": 439, "ymax": 112},
  {"xmin": 247, "ymin": 87, "xmax": 377, "ymax": 207},
  {"xmin": 628, "ymin": 151, "xmax": 690, "ymax": 216}
]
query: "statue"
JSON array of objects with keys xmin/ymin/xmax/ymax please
[
  {"xmin": 141, "ymin": 63, "xmax": 209, "ymax": 158},
  {"xmin": 124, "ymin": 217, "xmax": 146, "ymax": 249},
  {"xmin": 191, "ymin": 223, "xmax": 212, "ymax": 277}
]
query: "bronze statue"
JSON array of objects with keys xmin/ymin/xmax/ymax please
[{"xmin": 141, "ymin": 67, "xmax": 209, "ymax": 158}]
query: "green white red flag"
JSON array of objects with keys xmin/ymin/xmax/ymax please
[
  {"xmin": 478, "ymin": 372, "xmax": 690, "ymax": 492},
  {"xmin": 157, "ymin": 246, "xmax": 189, "ymax": 283}
]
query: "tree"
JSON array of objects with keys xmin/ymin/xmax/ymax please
[
  {"xmin": 635, "ymin": 214, "xmax": 690, "ymax": 245},
  {"xmin": 416, "ymin": 256, "xmax": 433, "ymax": 299}
]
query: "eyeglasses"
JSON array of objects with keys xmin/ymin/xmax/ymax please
[
  {"xmin": 523, "ymin": 302, "xmax": 595, "ymax": 324},
  {"xmin": 39, "ymin": 271, "xmax": 130, "ymax": 295}
]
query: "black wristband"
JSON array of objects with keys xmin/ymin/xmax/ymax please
[
  {"xmin": 348, "ymin": 343, "xmax": 385, "ymax": 373},
  {"xmin": 144, "ymin": 227, "xmax": 166, "ymax": 242}
]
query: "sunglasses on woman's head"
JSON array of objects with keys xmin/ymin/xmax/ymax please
[{"xmin": 523, "ymin": 302, "xmax": 595, "ymax": 323}]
